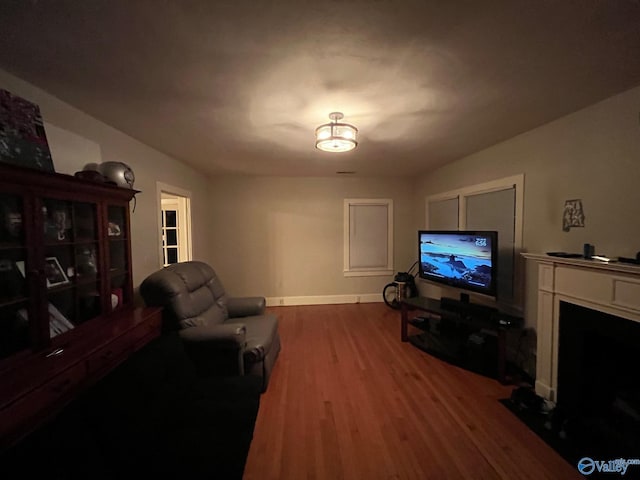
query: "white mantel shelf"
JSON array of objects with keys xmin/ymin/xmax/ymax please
[
  {"xmin": 523, "ymin": 253, "xmax": 640, "ymax": 402},
  {"xmin": 522, "ymin": 252, "xmax": 640, "ymax": 276}
]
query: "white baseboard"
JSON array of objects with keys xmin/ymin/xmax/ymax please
[
  {"xmin": 265, "ymin": 293, "xmax": 382, "ymax": 307},
  {"xmin": 535, "ymin": 380, "xmax": 555, "ymax": 402}
]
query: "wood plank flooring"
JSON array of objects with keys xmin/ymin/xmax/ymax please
[{"xmin": 243, "ymin": 303, "xmax": 581, "ymax": 480}]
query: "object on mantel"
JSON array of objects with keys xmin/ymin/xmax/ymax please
[
  {"xmin": 544, "ymin": 252, "xmax": 640, "ymax": 266},
  {"xmin": 546, "ymin": 252, "xmax": 583, "ymax": 258},
  {"xmin": 618, "ymin": 252, "xmax": 640, "ymax": 265},
  {"xmin": 546, "ymin": 252, "xmax": 613, "ymax": 262}
]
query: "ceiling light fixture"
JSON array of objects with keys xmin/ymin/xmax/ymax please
[{"xmin": 315, "ymin": 112, "xmax": 358, "ymax": 153}]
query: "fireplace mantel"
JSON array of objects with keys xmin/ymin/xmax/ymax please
[{"xmin": 523, "ymin": 253, "xmax": 640, "ymax": 401}]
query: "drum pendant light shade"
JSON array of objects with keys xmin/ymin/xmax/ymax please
[{"xmin": 315, "ymin": 112, "xmax": 358, "ymax": 152}]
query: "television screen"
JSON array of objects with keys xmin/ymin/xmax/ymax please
[{"xmin": 418, "ymin": 230, "xmax": 498, "ymax": 298}]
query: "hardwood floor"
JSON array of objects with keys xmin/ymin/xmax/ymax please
[{"xmin": 243, "ymin": 303, "xmax": 582, "ymax": 480}]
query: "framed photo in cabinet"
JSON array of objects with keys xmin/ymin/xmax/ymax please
[
  {"xmin": 107, "ymin": 221, "xmax": 121, "ymax": 237},
  {"xmin": 1, "ymin": 205, "xmax": 22, "ymax": 239},
  {"xmin": 44, "ymin": 256, "xmax": 69, "ymax": 287},
  {"xmin": 0, "ymin": 258, "xmax": 23, "ymax": 298},
  {"xmin": 15, "ymin": 259, "xmax": 25, "ymax": 277},
  {"xmin": 48, "ymin": 302, "xmax": 74, "ymax": 336}
]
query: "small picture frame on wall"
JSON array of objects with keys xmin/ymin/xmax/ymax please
[{"xmin": 44, "ymin": 256, "xmax": 69, "ymax": 288}]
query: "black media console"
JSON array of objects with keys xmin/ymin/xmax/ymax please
[{"xmin": 400, "ymin": 296, "xmax": 523, "ymax": 384}]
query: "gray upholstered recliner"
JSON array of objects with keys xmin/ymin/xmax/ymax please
[{"xmin": 139, "ymin": 261, "xmax": 281, "ymax": 392}]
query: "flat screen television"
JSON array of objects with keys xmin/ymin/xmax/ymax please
[{"xmin": 418, "ymin": 230, "xmax": 498, "ymax": 298}]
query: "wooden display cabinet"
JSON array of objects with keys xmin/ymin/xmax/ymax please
[{"xmin": 0, "ymin": 164, "xmax": 161, "ymax": 448}]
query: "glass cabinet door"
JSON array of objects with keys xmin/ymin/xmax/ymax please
[
  {"xmin": 107, "ymin": 205, "xmax": 130, "ymax": 311},
  {"xmin": 0, "ymin": 193, "xmax": 30, "ymax": 359},
  {"xmin": 42, "ymin": 198, "xmax": 101, "ymax": 339}
]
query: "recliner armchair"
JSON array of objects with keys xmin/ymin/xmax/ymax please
[{"xmin": 139, "ymin": 261, "xmax": 281, "ymax": 392}]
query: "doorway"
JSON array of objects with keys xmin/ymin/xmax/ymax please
[{"xmin": 157, "ymin": 183, "xmax": 192, "ymax": 267}]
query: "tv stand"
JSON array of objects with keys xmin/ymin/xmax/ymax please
[
  {"xmin": 439, "ymin": 296, "xmax": 498, "ymax": 317},
  {"xmin": 400, "ymin": 296, "xmax": 522, "ymax": 384}
]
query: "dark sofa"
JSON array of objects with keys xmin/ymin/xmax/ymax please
[{"xmin": 3, "ymin": 332, "xmax": 262, "ymax": 479}]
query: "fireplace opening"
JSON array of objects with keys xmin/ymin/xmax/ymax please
[{"xmin": 556, "ymin": 301, "xmax": 640, "ymax": 457}]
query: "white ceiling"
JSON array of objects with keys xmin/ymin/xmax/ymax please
[{"xmin": 1, "ymin": 1, "xmax": 640, "ymax": 177}]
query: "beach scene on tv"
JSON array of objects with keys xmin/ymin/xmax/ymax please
[{"xmin": 420, "ymin": 233, "xmax": 493, "ymax": 288}]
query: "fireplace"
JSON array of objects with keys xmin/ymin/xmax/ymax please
[
  {"xmin": 556, "ymin": 301, "xmax": 640, "ymax": 456},
  {"xmin": 523, "ymin": 253, "xmax": 640, "ymax": 404}
]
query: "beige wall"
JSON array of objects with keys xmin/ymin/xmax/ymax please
[
  {"xmin": 413, "ymin": 85, "xmax": 640, "ymax": 369},
  {"xmin": 0, "ymin": 70, "xmax": 212, "ymax": 295},
  {"xmin": 207, "ymin": 176, "xmax": 415, "ymax": 299},
  {"xmin": 415, "ymin": 85, "xmax": 640, "ymax": 258}
]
